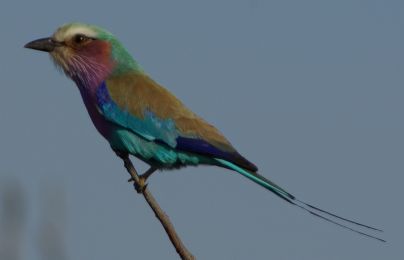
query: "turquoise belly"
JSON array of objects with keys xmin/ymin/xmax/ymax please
[{"xmin": 109, "ymin": 128, "xmax": 212, "ymax": 168}]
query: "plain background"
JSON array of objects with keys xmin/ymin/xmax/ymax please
[{"xmin": 0, "ymin": 0, "xmax": 402, "ymax": 259}]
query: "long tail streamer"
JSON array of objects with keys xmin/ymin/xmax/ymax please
[{"xmin": 215, "ymin": 158, "xmax": 385, "ymax": 242}]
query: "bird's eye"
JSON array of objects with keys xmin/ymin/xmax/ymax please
[{"xmin": 74, "ymin": 34, "xmax": 89, "ymax": 44}]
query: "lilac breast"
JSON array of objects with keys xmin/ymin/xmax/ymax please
[{"xmin": 77, "ymin": 84, "xmax": 114, "ymax": 140}]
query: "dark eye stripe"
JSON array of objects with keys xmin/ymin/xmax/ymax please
[{"xmin": 73, "ymin": 34, "xmax": 97, "ymax": 44}]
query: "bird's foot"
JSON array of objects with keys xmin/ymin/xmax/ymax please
[
  {"xmin": 127, "ymin": 167, "xmax": 157, "ymax": 193},
  {"xmin": 133, "ymin": 176, "xmax": 147, "ymax": 193}
]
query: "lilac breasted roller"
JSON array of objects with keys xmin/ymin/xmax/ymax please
[{"xmin": 25, "ymin": 23, "xmax": 383, "ymax": 241}]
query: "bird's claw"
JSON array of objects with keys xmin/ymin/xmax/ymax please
[
  {"xmin": 134, "ymin": 177, "xmax": 147, "ymax": 193},
  {"xmin": 125, "ymin": 167, "xmax": 156, "ymax": 193}
]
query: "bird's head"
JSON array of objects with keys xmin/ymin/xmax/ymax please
[{"xmin": 25, "ymin": 23, "xmax": 141, "ymax": 87}]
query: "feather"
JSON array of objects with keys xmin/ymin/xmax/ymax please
[
  {"xmin": 96, "ymin": 72, "xmax": 257, "ymax": 171},
  {"xmin": 215, "ymin": 159, "xmax": 385, "ymax": 242}
]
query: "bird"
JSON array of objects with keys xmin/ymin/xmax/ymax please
[{"xmin": 25, "ymin": 22, "xmax": 383, "ymax": 242}]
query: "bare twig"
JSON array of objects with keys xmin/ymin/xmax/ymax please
[{"xmin": 118, "ymin": 153, "xmax": 195, "ymax": 260}]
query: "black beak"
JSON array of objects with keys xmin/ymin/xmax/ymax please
[{"xmin": 24, "ymin": 37, "xmax": 60, "ymax": 52}]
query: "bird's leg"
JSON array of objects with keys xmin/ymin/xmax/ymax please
[
  {"xmin": 113, "ymin": 149, "xmax": 159, "ymax": 193},
  {"xmin": 112, "ymin": 149, "xmax": 143, "ymax": 193},
  {"xmin": 141, "ymin": 167, "xmax": 158, "ymax": 181},
  {"xmin": 127, "ymin": 167, "xmax": 158, "ymax": 193}
]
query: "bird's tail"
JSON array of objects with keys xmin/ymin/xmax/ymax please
[{"xmin": 215, "ymin": 158, "xmax": 385, "ymax": 242}]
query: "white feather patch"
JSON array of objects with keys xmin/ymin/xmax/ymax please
[{"xmin": 53, "ymin": 24, "xmax": 97, "ymax": 42}]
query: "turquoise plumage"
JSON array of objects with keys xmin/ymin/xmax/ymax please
[{"xmin": 25, "ymin": 22, "xmax": 384, "ymax": 242}]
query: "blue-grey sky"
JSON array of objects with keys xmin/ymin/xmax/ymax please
[{"xmin": 0, "ymin": 0, "xmax": 402, "ymax": 259}]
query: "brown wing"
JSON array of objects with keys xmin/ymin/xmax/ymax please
[{"xmin": 105, "ymin": 72, "xmax": 258, "ymax": 171}]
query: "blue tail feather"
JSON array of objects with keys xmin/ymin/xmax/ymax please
[{"xmin": 214, "ymin": 158, "xmax": 385, "ymax": 242}]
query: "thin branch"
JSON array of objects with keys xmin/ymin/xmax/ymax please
[{"xmin": 119, "ymin": 154, "xmax": 195, "ymax": 260}]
